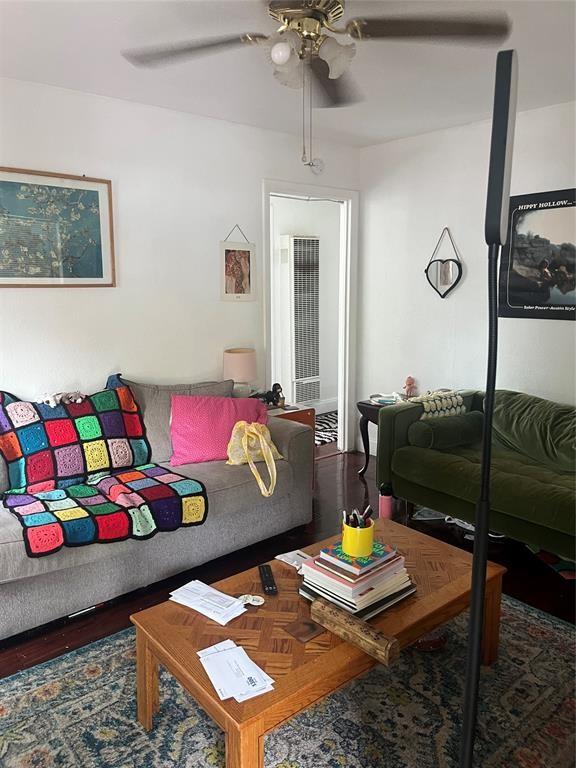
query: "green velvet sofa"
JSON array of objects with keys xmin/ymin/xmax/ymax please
[{"xmin": 376, "ymin": 390, "xmax": 575, "ymax": 560}]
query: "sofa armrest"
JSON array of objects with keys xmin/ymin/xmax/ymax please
[
  {"xmin": 376, "ymin": 403, "xmax": 422, "ymax": 490},
  {"xmin": 376, "ymin": 390, "xmax": 481, "ymax": 490},
  {"xmin": 268, "ymin": 417, "xmax": 314, "ymax": 480}
]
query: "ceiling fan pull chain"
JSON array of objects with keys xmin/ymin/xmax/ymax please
[
  {"xmin": 301, "ymin": 58, "xmax": 308, "ymax": 164},
  {"xmin": 308, "ymin": 56, "xmax": 313, "ymax": 164}
]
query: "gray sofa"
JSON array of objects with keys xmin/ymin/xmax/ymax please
[{"xmin": 0, "ymin": 378, "xmax": 313, "ymax": 640}]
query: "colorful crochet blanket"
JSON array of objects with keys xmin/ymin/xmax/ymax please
[{"xmin": 3, "ymin": 463, "xmax": 208, "ymax": 557}]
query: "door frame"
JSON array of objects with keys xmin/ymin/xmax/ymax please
[{"xmin": 262, "ymin": 179, "xmax": 359, "ymax": 453}]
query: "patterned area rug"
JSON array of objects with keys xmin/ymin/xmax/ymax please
[
  {"xmin": 0, "ymin": 597, "xmax": 574, "ymax": 768},
  {"xmin": 315, "ymin": 411, "xmax": 338, "ymax": 446}
]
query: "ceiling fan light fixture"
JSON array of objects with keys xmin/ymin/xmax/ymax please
[
  {"xmin": 273, "ymin": 61, "xmax": 304, "ymax": 88},
  {"xmin": 266, "ymin": 30, "xmax": 301, "ymax": 69},
  {"xmin": 270, "ymin": 40, "xmax": 292, "ymax": 66},
  {"xmin": 317, "ymin": 35, "xmax": 356, "ymax": 79}
]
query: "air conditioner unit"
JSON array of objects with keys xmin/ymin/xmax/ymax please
[{"xmin": 280, "ymin": 235, "xmax": 321, "ymax": 405}]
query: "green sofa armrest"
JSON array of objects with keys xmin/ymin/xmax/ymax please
[{"xmin": 376, "ymin": 390, "xmax": 481, "ymax": 491}]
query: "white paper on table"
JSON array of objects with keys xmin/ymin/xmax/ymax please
[
  {"xmin": 199, "ymin": 646, "xmax": 274, "ymax": 701},
  {"xmin": 169, "ymin": 581, "xmax": 246, "ymax": 625},
  {"xmin": 275, "ymin": 550, "xmax": 309, "ymax": 572},
  {"xmin": 198, "ymin": 642, "xmax": 274, "ymax": 686},
  {"xmin": 174, "ymin": 582, "xmax": 238, "ymax": 609},
  {"xmin": 197, "ymin": 642, "xmax": 275, "ymax": 701},
  {"xmin": 169, "ymin": 595, "xmax": 246, "ymax": 626},
  {"xmin": 234, "ymin": 684, "xmax": 274, "ymax": 702},
  {"xmin": 197, "ymin": 640, "xmax": 237, "ymax": 658},
  {"xmin": 233, "ymin": 647, "xmax": 274, "ymax": 686},
  {"xmin": 199, "ymin": 648, "xmax": 263, "ymax": 700}
]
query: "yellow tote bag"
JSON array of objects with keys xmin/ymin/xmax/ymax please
[{"xmin": 227, "ymin": 421, "xmax": 283, "ymax": 497}]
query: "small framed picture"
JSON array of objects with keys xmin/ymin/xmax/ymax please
[
  {"xmin": 0, "ymin": 166, "xmax": 115, "ymax": 287},
  {"xmin": 221, "ymin": 241, "xmax": 256, "ymax": 301}
]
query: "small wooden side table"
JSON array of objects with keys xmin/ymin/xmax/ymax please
[
  {"xmin": 268, "ymin": 406, "xmax": 315, "ymax": 442},
  {"xmin": 357, "ymin": 400, "xmax": 389, "ymax": 477}
]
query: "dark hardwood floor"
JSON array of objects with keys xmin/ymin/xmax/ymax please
[{"xmin": 0, "ymin": 451, "xmax": 573, "ymax": 678}]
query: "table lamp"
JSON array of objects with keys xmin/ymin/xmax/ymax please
[{"xmin": 222, "ymin": 348, "xmax": 257, "ymax": 397}]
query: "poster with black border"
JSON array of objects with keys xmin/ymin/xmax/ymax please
[{"xmin": 498, "ymin": 188, "xmax": 575, "ymax": 320}]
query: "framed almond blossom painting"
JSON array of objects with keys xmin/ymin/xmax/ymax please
[{"xmin": 0, "ymin": 167, "xmax": 115, "ymax": 287}]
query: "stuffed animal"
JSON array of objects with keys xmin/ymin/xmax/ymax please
[
  {"xmin": 250, "ymin": 383, "xmax": 284, "ymax": 407},
  {"xmin": 39, "ymin": 391, "xmax": 86, "ymax": 408},
  {"xmin": 403, "ymin": 376, "xmax": 418, "ymax": 399}
]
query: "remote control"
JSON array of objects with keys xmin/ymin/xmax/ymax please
[{"xmin": 258, "ymin": 564, "xmax": 278, "ymax": 595}]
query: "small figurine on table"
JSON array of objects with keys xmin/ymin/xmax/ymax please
[
  {"xmin": 251, "ymin": 383, "xmax": 284, "ymax": 407},
  {"xmin": 273, "ymin": 383, "xmax": 285, "ymax": 408},
  {"xmin": 404, "ymin": 376, "xmax": 418, "ymax": 399}
]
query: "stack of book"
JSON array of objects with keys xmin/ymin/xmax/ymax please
[
  {"xmin": 300, "ymin": 540, "xmax": 416, "ymax": 619},
  {"xmin": 369, "ymin": 392, "xmax": 404, "ymax": 405}
]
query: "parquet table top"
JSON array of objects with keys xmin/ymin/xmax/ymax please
[{"xmin": 131, "ymin": 519, "xmax": 505, "ymax": 734}]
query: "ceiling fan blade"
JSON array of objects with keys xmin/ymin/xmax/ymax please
[
  {"xmin": 309, "ymin": 57, "xmax": 362, "ymax": 108},
  {"xmin": 347, "ymin": 13, "xmax": 510, "ymax": 43},
  {"xmin": 123, "ymin": 33, "xmax": 267, "ymax": 67}
]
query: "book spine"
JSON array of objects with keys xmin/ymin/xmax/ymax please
[
  {"xmin": 313, "ymin": 554, "xmax": 405, "ymax": 583},
  {"xmin": 303, "ymin": 572, "xmax": 411, "ymax": 609},
  {"xmin": 319, "ymin": 550, "xmax": 397, "ymax": 575},
  {"xmin": 302, "ymin": 560, "xmax": 406, "ymax": 598},
  {"xmin": 300, "ymin": 584, "xmax": 357, "ymax": 612}
]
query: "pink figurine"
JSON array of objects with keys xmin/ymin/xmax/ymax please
[{"xmin": 404, "ymin": 376, "xmax": 418, "ymax": 399}]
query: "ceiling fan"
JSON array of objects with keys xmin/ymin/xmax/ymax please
[{"xmin": 123, "ymin": 0, "xmax": 511, "ymax": 108}]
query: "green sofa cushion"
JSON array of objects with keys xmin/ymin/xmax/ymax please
[
  {"xmin": 408, "ymin": 412, "xmax": 483, "ymax": 450},
  {"xmin": 392, "ymin": 444, "xmax": 575, "ymax": 536},
  {"xmin": 492, "ymin": 390, "xmax": 575, "ymax": 474}
]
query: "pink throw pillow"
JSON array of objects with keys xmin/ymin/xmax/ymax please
[{"xmin": 170, "ymin": 395, "xmax": 268, "ymax": 465}]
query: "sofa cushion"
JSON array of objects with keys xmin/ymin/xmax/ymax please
[
  {"xmin": 0, "ymin": 456, "xmax": 292, "ymax": 584},
  {"xmin": 170, "ymin": 395, "xmax": 267, "ymax": 464},
  {"xmin": 392, "ymin": 444, "xmax": 574, "ymax": 536},
  {"xmin": 492, "ymin": 390, "xmax": 575, "ymax": 474},
  {"xmin": 0, "ymin": 386, "xmax": 150, "ymax": 493},
  {"xmin": 114, "ymin": 376, "xmax": 234, "ymax": 463},
  {"xmin": 408, "ymin": 412, "xmax": 483, "ymax": 450}
]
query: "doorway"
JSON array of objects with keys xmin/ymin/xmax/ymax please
[{"xmin": 263, "ymin": 180, "xmax": 358, "ymax": 454}]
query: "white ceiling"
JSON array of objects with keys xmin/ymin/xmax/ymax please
[{"xmin": 0, "ymin": 0, "xmax": 574, "ymax": 147}]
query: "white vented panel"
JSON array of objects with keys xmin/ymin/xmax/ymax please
[
  {"xmin": 292, "ymin": 236, "xmax": 320, "ymax": 404},
  {"xmin": 295, "ymin": 379, "xmax": 320, "ymax": 402}
]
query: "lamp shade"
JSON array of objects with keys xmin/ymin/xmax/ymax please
[{"xmin": 222, "ymin": 348, "xmax": 257, "ymax": 384}]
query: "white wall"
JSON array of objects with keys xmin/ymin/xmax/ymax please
[
  {"xmin": 270, "ymin": 197, "xmax": 340, "ymax": 410},
  {"xmin": 358, "ymin": 101, "xmax": 576, "ymax": 452},
  {"xmin": 0, "ymin": 78, "xmax": 360, "ymax": 399},
  {"xmin": 1, "ymin": 77, "xmax": 573, "ymax": 432}
]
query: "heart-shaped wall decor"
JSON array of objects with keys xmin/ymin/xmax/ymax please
[
  {"xmin": 425, "ymin": 259, "xmax": 463, "ymax": 298},
  {"xmin": 425, "ymin": 228, "xmax": 464, "ymax": 299}
]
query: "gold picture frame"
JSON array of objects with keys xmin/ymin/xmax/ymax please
[{"xmin": 0, "ymin": 166, "xmax": 116, "ymax": 287}]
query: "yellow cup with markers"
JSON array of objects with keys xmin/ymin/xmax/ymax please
[{"xmin": 342, "ymin": 518, "xmax": 374, "ymax": 558}]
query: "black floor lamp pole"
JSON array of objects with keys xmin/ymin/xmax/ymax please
[{"xmin": 459, "ymin": 50, "xmax": 518, "ymax": 768}]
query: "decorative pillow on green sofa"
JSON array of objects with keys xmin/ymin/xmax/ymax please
[
  {"xmin": 408, "ymin": 411, "xmax": 483, "ymax": 450},
  {"xmin": 492, "ymin": 390, "xmax": 576, "ymax": 474}
]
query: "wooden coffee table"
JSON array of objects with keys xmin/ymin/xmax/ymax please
[{"xmin": 131, "ymin": 519, "xmax": 505, "ymax": 768}]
